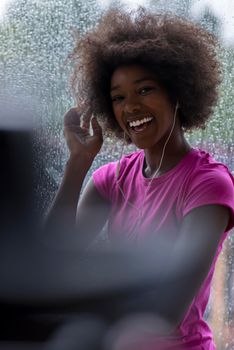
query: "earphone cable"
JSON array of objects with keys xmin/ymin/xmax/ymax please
[{"xmin": 115, "ymin": 102, "xmax": 179, "ymax": 230}]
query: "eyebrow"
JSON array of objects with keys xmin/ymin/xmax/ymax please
[{"xmin": 110, "ymin": 76, "xmax": 156, "ymax": 92}]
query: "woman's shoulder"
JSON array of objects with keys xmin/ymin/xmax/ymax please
[
  {"xmin": 179, "ymin": 148, "xmax": 234, "ymax": 231},
  {"xmin": 92, "ymin": 150, "xmax": 142, "ymax": 200},
  {"xmin": 181, "ymin": 149, "xmax": 234, "ymax": 201},
  {"xmin": 188, "ymin": 148, "xmax": 233, "ymax": 182},
  {"xmin": 118, "ymin": 149, "xmax": 143, "ymax": 165},
  {"xmin": 92, "ymin": 150, "xmax": 142, "ymax": 183},
  {"xmin": 117, "ymin": 149, "xmax": 142, "ymax": 162}
]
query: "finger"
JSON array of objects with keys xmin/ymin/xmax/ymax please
[
  {"xmin": 81, "ymin": 107, "xmax": 92, "ymax": 129},
  {"xmin": 64, "ymin": 108, "xmax": 82, "ymax": 127},
  {"xmin": 91, "ymin": 117, "xmax": 103, "ymax": 137},
  {"xmin": 64, "ymin": 125, "xmax": 90, "ymax": 137}
]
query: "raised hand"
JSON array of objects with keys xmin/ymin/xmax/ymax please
[{"xmin": 64, "ymin": 107, "xmax": 103, "ymax": 161}]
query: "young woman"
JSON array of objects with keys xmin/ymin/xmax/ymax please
[{"xmin": 47, "ymin": 7, "xmax": 234, "ymax": 349}]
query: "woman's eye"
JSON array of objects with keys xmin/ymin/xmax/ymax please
[
  {"xmin": 139, "ymin": 87, "xmax": 154, "ymax": 95},
  {"xmin": 111, "ymin": 95, "xmax": 123, "ymax": 102}
]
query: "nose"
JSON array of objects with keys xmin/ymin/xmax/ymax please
[{"xmin": 124, "ymin": 95, "xmax": 141, "ymax": 115}]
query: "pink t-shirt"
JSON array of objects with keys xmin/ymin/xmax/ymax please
[{"xmin": 93, "ymin": 148, "xmax": 234, "ymax": 349}]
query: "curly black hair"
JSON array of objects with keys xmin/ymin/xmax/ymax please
[{"xmin": 70, "ymin": 6, "xmax": 222, "ymax": 141}]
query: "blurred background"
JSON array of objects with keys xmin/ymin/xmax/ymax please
[{"xmin": 0, "ymin": 0, "xmax": 233, "ymax": 348}]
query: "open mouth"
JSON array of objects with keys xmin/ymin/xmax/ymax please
[{"xmin": 128, "ymin": 116, "xmax": 154, "ymax": 133}]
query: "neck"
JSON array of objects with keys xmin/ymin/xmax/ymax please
[{"xmin": 143, "ymin": 133, "xmax": 191, "ymax": 178}]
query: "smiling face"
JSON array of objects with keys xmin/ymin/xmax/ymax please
[{"xmin": 110, "ymin": 64, "xmax": 181, "ymax": 150}]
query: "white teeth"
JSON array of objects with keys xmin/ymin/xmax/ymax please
[{"xmin": 129, "ymin": 116, "xmax": 153, "ymax": 128}]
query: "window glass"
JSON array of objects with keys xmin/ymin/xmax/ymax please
[{"xmin": 0, "ymin": 1, "xmax": 233, "ymax": 348}]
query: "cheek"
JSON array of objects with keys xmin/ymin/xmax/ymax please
[
  {"xmin": 115, "ymin": 119, "xmax": 125, "ymax": 130},
  {"xmin": 114, "ymin": 117, "xmax": 127, "ymax": 134},
  {"xmin": 111, "ymin": 104, "xmax": 118, "ymax": 119},
  {"xmin": 113, "ymin": 107, "xmax": 123, "ymax": 126}
]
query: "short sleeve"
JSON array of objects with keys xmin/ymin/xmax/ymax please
[
  {"xmin": 92, "ymin": 161, "xmax": 117, "ymax": 202},
  {"xmin": 182, "ymin": 165, "xmax": 234, "ymax": 232}
]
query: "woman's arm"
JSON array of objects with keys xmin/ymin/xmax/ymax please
[
  {"xmin": 45, "ymin": 108, "xmax": 110, "ymax": 244},
  {"xmin": 75, "ymin": 176, "xmax": 111, "ymax": 248},
  {"xmin": 118, "ymin": 204, "xmax": 230, "ymax": 332},
  {"xmin": 162, "ymin": 204, "xmax": 230, "ymax": 326}
]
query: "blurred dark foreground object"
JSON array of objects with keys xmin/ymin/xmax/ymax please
[
  {"xmin": 0, "ymin": 232, "xmax": 177, "ymax": 349},
  {"xmin": 0, "ymin": 120, "xmax": 191, "ymax": 350},
  {"xmin": 0, "ymin": 129, "xmax": 36, "ymax": 235}
]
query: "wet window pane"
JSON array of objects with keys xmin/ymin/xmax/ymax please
[{"xmin": 0, "ymin": 0, "xmax": 233, "ymax": 348}]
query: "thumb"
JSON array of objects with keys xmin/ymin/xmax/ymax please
[{"xmin": 91, "ymin": 117, "xmax": 103, "ymax": 137}]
